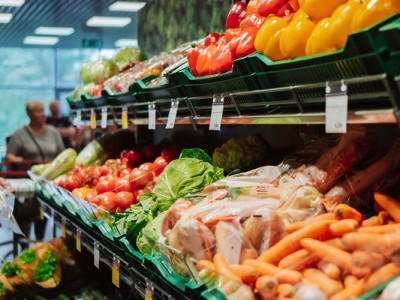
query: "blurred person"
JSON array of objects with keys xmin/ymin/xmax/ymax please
[
  {"xmin": 6, "ymin": 100, "xmax": 64, "ymax": 249},
  {"xmin": 46, "ymin": 100, "xmax": 76, "ymax": 148}
]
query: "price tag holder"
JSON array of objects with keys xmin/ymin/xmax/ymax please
[
  {"xmin": 76, "ymin": 110, "xmax": 82, "ymax": 128},
  {"xmin": 50, "ymin": 209, "xmax": 54, "ymax": 229},
  {"xmin": 121, "ymin": 107, "xmax": 128, "ymax": 129},
  {"xmin": 76, "ymin": 229, "xmax": 81, "ymax": 252},
  {"xmin": 90, "ymin": 109, "xmax": 96, "ymax": 129},
  {"xmin": 148, "ymin": 103, "xmax": 156, "ymax": 130},
  {"xmin": 209, "ymin": 96, "xmax": 224, "ymax": 131},
  {"xmin": 166, "ymin": 100, "xmax": 179, "ymax": 129},
  {"xmin": 61, "ymin": 217, "xmax": 66, "ymax": 238},
  {"xmin": 325, "ymin": 82, "xmax": 348, "ymax": 134},
  {"xmin": 94, "ymin": 242, "xmax": 99, "ymax": 269},
  {"xmin": 39, "ymin": 204, "xmax": 44, "ymax": 220},
  {"xmin": 112, "ymin": 256, "xmax": 120, "ymax": 288},
  {"xmin": 101, "ymin": 107, "xmax": 108, "ymax": 128}
]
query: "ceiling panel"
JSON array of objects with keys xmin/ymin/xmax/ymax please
[{"xmin": 0, "ymin": 0, "xmax": 144, "ymax": 48}]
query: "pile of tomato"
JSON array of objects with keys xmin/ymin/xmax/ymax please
[{"xmin": 56, "ymin": 145, "xmax": 182, "ymax": 214}]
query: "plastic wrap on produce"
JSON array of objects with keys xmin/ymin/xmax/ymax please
[{"xmin": 0, "ymin": 187, "xmax": 22, "ymax": 235}]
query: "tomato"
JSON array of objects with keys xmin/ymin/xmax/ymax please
[
  {"xmin": 95, "ymin": 178, "xmax": 116, "ymax": 194},
  {"xmin": 64, "ymin": 175, "xmax": 80, "ymax": 191},
  {"xmin": 116, "ymin": 191, "xmax": 136, "ymax": 209},
  {"xmin": 135, "ymin": 187, "xmax": 152, "ymax": 198},
  {"xmin": 139, "ymin": 162, "xmax": 154, "ymax": 171},
  {"xmin": 115, "ymin": 178, "xmax": 131, "ymax": 193},
  {"xmin": 75, "ymin": 169, "xmax": 88, "ymax": 183},
  {"xmin": 105, "ymin": 159, "xmax": 120, "ymax": 175},
  {"xmin": 143, "ymin": 145, "xmax": 157, "ymax": 161},
  {"xmin": 99, "ymin": 174, "xmax": 115, "ymax": 182},
  {"xmin": 84, "ymin": 191, "xmax": 98, "ymax": 204},
  {"xmin": 129, "ymin": 168, "xmax": 153, "ymax": 190},
  {"xmin": 73, "ymin": 164, "xmax": 83, "ymax": 174},
  {"xmin": 97, "ymin": 192, "xmax": 121, "ymax": 214},
  {"xmin": 161, "ymin": 145, "xmax": 182, "ymax": 163},
  {"xmin": 153, "ymin": 156, "xmax": 167, "ymax": 176},
  {"xmin": 152, "ymin": 176, "xmax": 159, "ymax": 185},
  {"xmin": 119, "ymin": 168, "xmax": 132, "ymax": 178},
  {"xmin": 126, "ymin": 150, "xmax": 141, "ymax": 166}
]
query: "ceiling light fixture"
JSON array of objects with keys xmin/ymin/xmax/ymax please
[
  {"xmin": 0, "ymin": 0, "xmax": 24, "ymax": 7},
  {"xmin": 115, "ymin": 38, "xmax": 138, "ymax": 48},
  {"xmin": 23, "ymin": 36, "xmax": 59, "ymax": 45},
  {"xmin": 0, "ymin": 13, "xmax": 12, "ymax": 23},
  {"xmin": 109, "ymin": 1, "xmax": 146, "ymax": 12},
  {"xmin": 35, "ymin": 26, "xmax": 74, "ymax": 36},
  {"xmin": 86, "ymin": 16, "xmax": 131, "ymax": 27}
]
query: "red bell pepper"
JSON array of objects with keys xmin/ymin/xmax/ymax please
[
  {"xmin": 276, "ymin": 0, "xmax": 299, "ymax": 17},
  {"xmin": 226, "ymin": 1, "xmax": 247, "ymax": 29},
  {"xmin": 225, "ymin": 28, "xmax": 241, "ymax": 43},
  {"xmin": 187, "ymin": 46, "xmax": 206, "ymax": 76},
  {"xmin": 196, "ymin": 45, "xmax": 217, "ymax": 76},
  {"xmin": 209, "ymin": 45, "xmax": 221, "ymax": 75},
  {"xmin": 204, "ymin": 33, "xmax": 221, "ymax": 46},
  {"xmin": 241, "ymin": 13, "xmax": 266, "ymax": 29},
  {"xmin": 236, "ymin": 27, "xmax": 259, "ymax": 58},
  {"xmin": 216, "ymin": 44, "xmax": 234, "ymax": 73},
  {"xmin": 283, "ymin": 12, "xmax": 296, "ymax": 23},
  {"xmin": 257, "ymin": 0, "xmax": 286, "ymax": 17},
  {"xmin": 247, "ymin": 0, "xmax": 262, "ymax": 14}
]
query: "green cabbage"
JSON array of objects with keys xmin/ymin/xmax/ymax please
[
  {"xmin": 69, "ymin": 83, "xmax": 96, "ymax": 100},
  {"xmin": 153, "ymin": 149, "xmax": 224, "ymax": 212},
  {"xmin": 136, "ymin": 211, "xmax": 166, "ymax": 255},
  {"xmin": 80, "ymin": 59, "xmax": 119, "ymax": 85},
  {"xmin": 113, "ymin": 47, "xmax": 147, "ymax": 70}
]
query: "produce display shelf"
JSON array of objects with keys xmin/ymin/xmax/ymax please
[
  {"xmin": 70, "ymin": 74, "xmax": 400, "ymax": 127},
  {"xmin": 36, "ymin": 195, "xmax": 179, "ymax": 300}
]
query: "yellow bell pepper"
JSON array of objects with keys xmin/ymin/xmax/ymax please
[
  {"xmin": 352, "ymin": 0, "xmax": 400, "ymax": 32},
  {"xmin": 264, "ymin": 28, "xmax": 287, "ymax": 61},
  {"xmin": 300, "ymin": 0, "xmax": 348, "ymax": 21},
  {"xmin": 254, "ymin": 16, "xmax": 288, "ymax": 61},
  {"xmin": 280, "ymin": 9, "xmax": 316, "ymax": 58},
  {"xmin": 306, "ymin": 0, "xmax": 363, "ymax": 56}
]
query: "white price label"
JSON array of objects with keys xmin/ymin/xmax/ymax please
[
  {"xmin": 148, "ymin": 103, "xmax": 156, "ymax": 130},
  {"xmin": 76, "ymin": 110, "xmax": 82, "ymax": 128},
  {"xmin": 101, "ymin": 107, "xmax": 108, "ymax": 128},
  {"xmin": 94, "ymin": 243, "xmax": 99, "ymax": 269},
  {"xmin": 325, "ymin": 84, "xmax": 348, "ymax": 134},
  {"xmin": 209, "ymin": 97, "xmax": 224, "ymax": 131},
  {"xmin": 166, "ymin": 100, "xmax": 179, "ymax": 129}
]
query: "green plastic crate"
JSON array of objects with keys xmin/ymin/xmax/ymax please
[
  {"xmin": 200, "ymin": 287, "xmax": 227, "ymax": 300},
  {"xmin": 66, "ymin": 97, "xmax": 85, "ymax": 110},
  {"xmin": 359, "ymin": 274, "xmax": 400, "ymax": 299},
  {"xmin": 133, "ymin": 75, "xmax": 186, "ymax": 102},
  {"xmin": 380, "ymin": 16, "xmax": 400, "ymax": 52},
  {"xmin": 81, "ymin": 93, "xmax": 107, "ymax": 108},
  {"xmin": 102, "ymin": 89, "xmax": 138, "ymax": 106}
]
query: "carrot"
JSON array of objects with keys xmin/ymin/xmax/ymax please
[
  {"xmin": 317, "ymin": 261, "xmax": 340, "ymax": 279},
  {"xmin": 330, "ymin": 219, "xmax": 358, "ymax": 236},
  {"xmin": 378, "ymin": 211, "xmax": 391, "ymax": 224},
  {"xmin": 229, "ymin": 264, "xmax": 259, "ymax": 284},
  {"xmin": 302, "ymin": 268, "xmax": 343, "ymax": 297},
  {"xmin": 244, "ymin": 259, "xmax": 302, "ymax": 284},
  {"xmin": 285, "ymin": 213, "xmax": 335, "ymax": 233},
  {"xmin": 358, "ymin": 223, "xmax": 400, "ymax": 234},
  {"xmin": 258, "ymin": 220, "xmax": 331, "ymax": 265},
  {"xmin": 278, "ymin": 249, "xmax": 318, "ymax": 271},
  {"xmin": 334, "ymin": 204, "xmax": 363, "ymax": 223},
  {"xmin": 330, "ymin": 278, "xmax": 364, "ymax": 300},
  {"xmin": 301, "ymin": 238, "xmax": 352, "ymax": 272},
  {"xmin": 362, "ymin": 216, "xmax": 382, "ymax": 227},
  {"xmin": 239, "ymin": 247, "xmax": 258, "ymax": 264},
  {"xmin": 342, "ymin": 232, "xmax": 400, "ymax": 255},
  {"xmin": 344, "ymin": 275, "xmax": 358, "ymax": 288},
  {"xmin": 364, "ymin": 262, "xmax": 400, "ymax": 292},
  {"xmin": 277, "ymin": 283, "xmax": 293, "ymax": 298},
  {"xmin": 325, "ymin": 238, "xmax": 348, "ymax": 250},
  {"xmin": 374, "ymin": 192, "xmax": 400, "ymax": 223},
  {"xmin": 196, "ymin": 260, "xmax": 215, "ymax": 272},
  {"xmin": 255, "ymin": 276, "xmax": 278, "ymax": 299},
  {"xmin": 213, "ymin": 254, "xmax": 242, "ymax": 282},
  {"xmin": 351, "ymin": 251, "xmax": 385, "ymax": 270}
]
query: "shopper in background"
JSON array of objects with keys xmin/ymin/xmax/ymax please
[
  {"xmin": 46, "ymin": 100, "xmax": 75, "ymax": 148},
  {"xmin": 6, "ymin": 100, "xmax": 64, "ymax": 249}
]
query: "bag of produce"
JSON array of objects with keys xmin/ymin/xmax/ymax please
[
  {"xmin": 1, "ymin": 261, "xmax": 31, "ymax": 286},
  {"xmin": 40, "ymin": 148, "xmax": 77, "ymax": 180},
  {"xmin": 80, "ymin": 58, "xmax": 119, "ymax": 85},
  {"xmin": 32, "ymin": 249, "xmax": 62, "ymax": 289},
  {"xmin": 69, "ymin": 83, "xmax": 96, "ymax": 100},
  {"xmin": 113, "ymin": 47, "xmax": 147, "ymax": 71}
]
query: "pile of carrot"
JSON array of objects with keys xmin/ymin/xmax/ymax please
[{"xmin": 196, "ymin": 192, "xmax": 400, "ymax": 300}]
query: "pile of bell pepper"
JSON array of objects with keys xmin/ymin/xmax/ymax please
[
  {"xmin": 255, "ymin": 0, "xmax": 400, "ymax": 61},
  {"xmin": 187, "ymin": 0, "xmax": 300, "ymax": 77}
]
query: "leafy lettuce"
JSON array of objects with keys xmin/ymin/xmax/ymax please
[{"xmin": 136, "ymin": 211, "xmax": 166, "ymax": 256}]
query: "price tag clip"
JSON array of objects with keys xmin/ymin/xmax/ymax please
[
  {"xmin": 166, "ymin": 99, "xmax": 179, "ymax": 129},
  {"xmin": 112, "ymin": 256, "xmax": 120, "ymax": 288},
  {"xmin": 325, "ymin": 81, "xmax": 348, "ymax": 134},
  {"xmin": 148, "ymin": 103, "xmax": 156, "ymax": 130},
  {"xmin": 209, "ymin": 96, "xmax": 224, "ymax": 131}
]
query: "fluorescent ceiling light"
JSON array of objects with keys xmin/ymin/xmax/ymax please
[
  {"xmin": 23, "ymin": 36, "xmax": 59, "ymax": 45},
  {"xmin": 109, "ymin": 1, "xmax": 146, "ymax": 12},
  {"xmin": 115, "ymin": 39, "xmax": 138, "ymax": 48},
  {"xmin": 86, "ymin": 16, "xmax": 131, "ymax": 27},
  {"xmin": 35, "ymin": 26, "xmax": 74, "ymax": 36},
  {"xmin": 0, "ymin": 0, "xmax": 24, "ymax": 7},
  {"xmin": 0, "ymin": 13, "xmax": 12, "ymax": 23}
]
